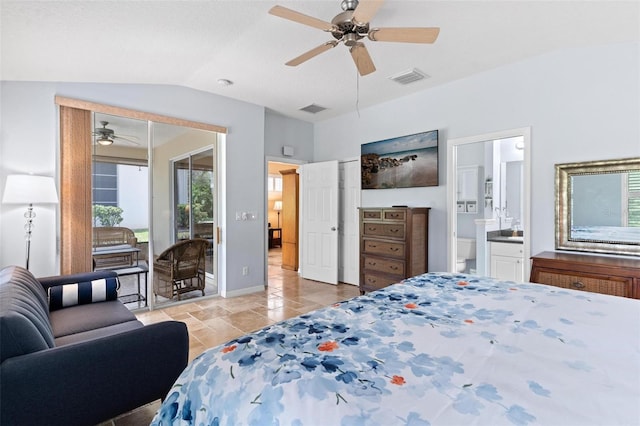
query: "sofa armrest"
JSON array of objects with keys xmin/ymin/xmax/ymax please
[
  {"xmin": 0, "ymin": 321, "xmax": 189, "ymax": 426},
  {"xmin": 37, "ymin": 270, "xmax": 118, "ymax": 291}
]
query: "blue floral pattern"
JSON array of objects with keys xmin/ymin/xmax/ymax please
[{"xmin": 152, "ymin": 273, "xmax": 640, "ymax": 425}]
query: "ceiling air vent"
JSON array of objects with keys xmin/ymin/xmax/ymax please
[
  {"xmin": 299, "ymin": 104, "xmax": 327, "ymax": 114},
  {"xmin": 388, "ymin": 68, "xmax": 429, "ymax": 85}
]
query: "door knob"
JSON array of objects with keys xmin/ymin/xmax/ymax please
[{"xmin": 331, "ymin": 227, "xmax": 337, "ymax": 231}]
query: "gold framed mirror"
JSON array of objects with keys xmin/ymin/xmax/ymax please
[{"xmin": 555, "ymin": 157, "xmax": 640, "ymax": 256}]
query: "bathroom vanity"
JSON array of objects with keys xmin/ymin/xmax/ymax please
[{"xmin": 487, "ymin": 230, "xmax": 524, "ymax": 282}]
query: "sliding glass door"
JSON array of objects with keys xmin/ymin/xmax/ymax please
[{"xmin": 172, "ymin": 148, "xmax": 215, "ymax": 277}]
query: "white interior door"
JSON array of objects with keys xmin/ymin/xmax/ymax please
[
  {"xmin": 339, "ymin": 160, "xmax": 360, "ymax": 285},
  {"xmin": 300, "ymin": 160, "xmax": 339, "ymax": 284}
]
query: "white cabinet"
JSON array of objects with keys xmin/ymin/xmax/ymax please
[
  {"xmin": 490, "ymin": 242, "xmax": 524, "ymax": 282},
  {"xmin": 457, "ymin": 166, "xmax": 478, "ymax": 214}
]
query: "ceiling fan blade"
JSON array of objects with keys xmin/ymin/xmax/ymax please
[
  {"xmin": 352, "ymin": 0, "xmax": 385, "ymax": 25},
  {"xmin": 286, "ymin": 41, "xmax": 338, "ymax": 66},
  {"xmin": 369, "ymin": 27, "xmax": 440, "ymax": 43},
  {"xmin": 269, "ymin": 5, "xmax": 334, "ymax": 31},
  {"xmin": 113, "ymin": 135, "xmax": 141, "ymax": 146},
  {"xmin": 350, "ymin": 43, "xmax": 376, "ymax": 76}
]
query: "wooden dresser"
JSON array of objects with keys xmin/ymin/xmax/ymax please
[
  {"xmin": 530, "ymin": 251, "xmax": 640, "ymax": 299},
  {"xmin": 359, "ymin": 207, "xmax": 429, "ymax": 293}
]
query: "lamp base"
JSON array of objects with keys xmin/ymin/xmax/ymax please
[{"xmin": 24, "ymin": 203, "xmax": 35, "ymax": 270}]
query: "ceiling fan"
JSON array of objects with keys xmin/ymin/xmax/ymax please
[
  {"xmin": 93, "ymin": 121, "xmax": 140, "ymax": 146},
  {"xmin": 269, "ymin": 0, "xmax": 440, "ymax": 76}
]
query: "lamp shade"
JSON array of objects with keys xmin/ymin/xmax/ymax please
[
  {"xmin": 2, "ymin": 175, "xmax": 59, "ymax": 204},
  {"xmin": 273, "ymin": 201, "xmax": 283, "ymax": 211}
]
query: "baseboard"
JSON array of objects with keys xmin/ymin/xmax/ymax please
[{"xmin": 221, "ymin": 284, "xmax": 265, "ymax": 298}]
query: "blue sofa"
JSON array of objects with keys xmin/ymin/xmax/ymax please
[{"xmin": 0, "ymin": 265, "xmax": 189, "ymax": 426}]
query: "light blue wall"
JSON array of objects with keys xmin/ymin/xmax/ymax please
[
  {"xmin": 314, "ymin": 42, "xmax": 640, "ymax": 271},
  {"xmin": 0, "ymin": 82, "xmax": 312, "ymax": 293},
  {"xmin": 264, "ymin": 109, "xmax": 314, "ymax": 161}
]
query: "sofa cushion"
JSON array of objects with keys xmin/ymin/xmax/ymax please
[
  {"xmin": 48, "ymin": 277, "xmax": 118, "ymax": 311},
  {"xmin": 50, "ymin": 300, "xmax": 137, "ymax": 339},
  {"xmin": 54, "ymin": 320, "xmax": 143, "ymax": 347},
  {"xmin": 0, "ymin": 266, "xmax": 55, "ymax": 362}
]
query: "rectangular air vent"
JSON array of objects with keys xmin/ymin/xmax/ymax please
[
  {"xmin": 299, "ymin": 104, "xmax": 327, "ymax": 114},
  {"xmin": 388, "ymin": 68, "xmax": 429, "ymax": 85}
]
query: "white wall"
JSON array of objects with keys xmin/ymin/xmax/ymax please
[
  {"xmin": 117, "ymin": 164, "xmax": 149, "ymax": 230},
  {"xmin": 314, "ymin": 42, "xmax": 640, "ymax": 272},
  {"xmin": 0, "ymin": 82, "xmax": 274, "ymax": 295}
]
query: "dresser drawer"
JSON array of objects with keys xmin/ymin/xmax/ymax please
[
  {"xmin": 361, "ymin": 209, "xmax": 382, "ymax": 220},
  {"xmin": 361, "ymin": 273, "xmax": 402, "ymax": 292},
  {"xmin": 362, "ymin": 255, "xmax": 405, "ymax": 276},
  {"xmin": 383, "ymin": 209, "xmax": 406, "ymax": 221},
  {"xmin": 362, "ymin": 222, "xmax": 406, "ymax": 239},
  {"xmin": 536, "ymin": 270, "xmax": 631, "ymax": 298},
  {"xmin": 362, "ymin": 239, "xmax": 405, "ymax": 258}
]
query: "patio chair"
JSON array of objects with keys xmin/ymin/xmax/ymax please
[{"xmin": 153, "ymin": 239, "xmax": 209, "ymax": 301}]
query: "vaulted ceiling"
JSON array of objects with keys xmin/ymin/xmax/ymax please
[{"xmin": 2, "ymin": 1, "xmax": 638, "ymax": 122}]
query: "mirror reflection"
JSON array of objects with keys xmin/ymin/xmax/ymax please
[
  {"xmin": 91, "ymin": 113, "xmax": 149, "ymax": 308},
  {"xmin": 152, "ymin": 122, "xmax": 217, "ymax": 306},
  {"xmin": 90, "ymin": 113, "xmax": 220, "ymax": 310},
  {"xmin": 570, "ymin": 171, "xmax": 640, "ymax": 244},
  {"xmin": 556, "ymin": 157, "xmax": 640, "ymax": 255}
]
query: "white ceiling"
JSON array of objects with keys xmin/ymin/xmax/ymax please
[{"xmin": 2, "ymin": 1, "xmax": 639, "ymax": 123}]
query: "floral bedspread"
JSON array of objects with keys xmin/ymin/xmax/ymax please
[{"xmin": 152, "ymin": 273, "xmax": 640, "ymax": 426}]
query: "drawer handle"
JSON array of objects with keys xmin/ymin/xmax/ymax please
[
  {"xmin": 389, "ymin": 266, "xmax": 399, "ymax": 271},
  {"xmin": 368, "ymin": 261, "xmax": 377, "ymax": 266},
  {"xmin": 367, "ymin": 277, "xmax": 377, "ymax": 283},
  {"xmin": 368, "ymin": 244, "xmax": 377, "ymax": 248},
  {"xmin": 368, "ymin": 227, "xmax": 377, "ymax": 231},
  {"xmin": 572, "ymin": 281, "xmax": 585, "ymax": 289},
  {"xmin": 389, "ymin": 247, "xmax": 399, "ymax": 252},
  {"xmin": 389, "ymin": 229, "xmax": 399, "ymax": 233}
]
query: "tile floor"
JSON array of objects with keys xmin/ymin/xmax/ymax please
[{"xmin": 104, "ymin": 248, "xmax": 360, "ymax": 425}]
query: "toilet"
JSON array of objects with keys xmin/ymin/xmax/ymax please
[{"xmin": 456, "ymin": 238, "xmax": 476, "ymax": 273}]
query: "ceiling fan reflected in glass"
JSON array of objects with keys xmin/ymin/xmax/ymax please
[
  {"xmin": 93, "ymin": 121, "xmax": 140, "ymax": 146},
  {"xmin": 269, "ymin": 0, "xmax": 440, "ymax": 76}
]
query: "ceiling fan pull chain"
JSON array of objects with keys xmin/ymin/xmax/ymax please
[{"xmin": 355, "ymin": 66, "xmax": 361, "ymax": 118}]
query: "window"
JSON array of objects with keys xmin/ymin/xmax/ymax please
[
  {"xmin": 629, "ymin": 171, "xmax": 640, "ymax": 227},
  {"xmin": 268, "ymin": 175, "xmax": 282, "ymax": 192},
  {"xmin": 92, "ymin": 162, "xmax": 117, "ymax": 206}
]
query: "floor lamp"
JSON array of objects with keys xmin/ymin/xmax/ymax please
[
  {"xmin": 2, "ymin": 174, "xmax": 59, "ymax": 270},
  {"xmin": 273, "ymin": 200, "xmax": 282, "ymax": 228}
]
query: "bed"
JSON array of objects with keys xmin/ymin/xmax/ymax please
[{"xmin": 151, "ymin": 272, "xmax": 640, "ymax": 425}]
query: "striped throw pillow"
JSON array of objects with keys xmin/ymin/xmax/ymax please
[{"xmin": 48, "ymin": 277, "xmax": 118, "ymax": 311}]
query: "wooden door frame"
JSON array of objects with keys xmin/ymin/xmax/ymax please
[{"xmin": 55, "ymin": 96, "xmax": 227, "ymax": 274}]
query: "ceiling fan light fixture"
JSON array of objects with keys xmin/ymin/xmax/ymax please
[
  {"xmin": 96, "ymin": 136, "xmax": 114, "ymax": 146},
  {"xmin": 388, "ymin": 68, "xmax": 429, "ymax": 85}
]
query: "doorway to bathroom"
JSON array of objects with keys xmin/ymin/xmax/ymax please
[{"xmin": 447, "ymin": 128, "xmax": 531, "ymax": 281}]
